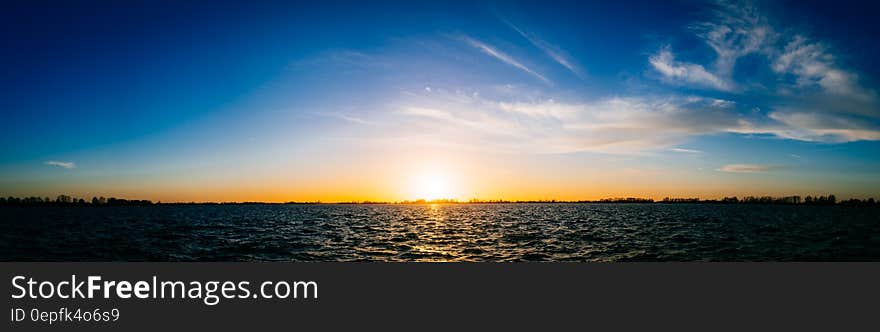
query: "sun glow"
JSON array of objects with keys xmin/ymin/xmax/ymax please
[{"xmin": 412, "ymin": 170, "xmax": 457, "ymax": 201}]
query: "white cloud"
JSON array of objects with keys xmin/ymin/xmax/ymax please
[
  {"xmin": 689, "ymin": 1, "xmax": 874, "ymax": 101},
  {"xmin": 716, "ymin": 164, "xmax": 780, "ymax": 173},
  {"xmin": 460, "ymin": 35, "xmax": 551, "ymax": 84},
  {"xmin": 316, "ymin": 112, "xmax": 377, "ymax": 126},
  {"xmin": 772, "ymin": 36, "xmax": 871, "ymax": 99},
  {"xmin": 392, "ymin": 89, "xmax": 759, "ymax": 154},
  {"xmin": 671, "ymin": 148, "xmax": 702, "ymax": 154},
  {"xmin": 697, "ymin": 1, "xmax": 774, "ymax": 77},
  {"xmin": 502, "ymin": 19, "xmax": 584, "ymax": 78},
  {"xmin": 648, "ymin": 1, "xmax": 880, "ymax": 143},
  {"xmin": 766, "ymin": 110, "xmax": 880, "ymax": 142},
  {"xmin": 44, "ymin": 161, "xmax": 75, "ymax": 169},
  {"xmin": 402, "ymin": 107, "xmax": 471, "ymax": 125},
  {"xmin": 649, "ymin": 48, "xmax": 732, "ymax": 91},
  {"xmin": 498, "ymin": 100, "xmax": 580, "ymax": 119},
  {"xmin": 302, "ymin": 4, "xmax": 880, "ymax": 148},
  {"xmin": 335, "ymin": 113, "xmax": 375, "ymax": 126},
  {"xmin": 655, "ymin": 1, "xmax": 872, "ymax": 98},
  {"xmin": 389, "ymin": 82, "xmax": 876, "ymax": 155},
  {"xmin": 649, "ymin": 2, "xmax": 772, "ymax": 91}
]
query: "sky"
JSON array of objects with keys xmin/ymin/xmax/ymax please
[{"xmin": 1, "ymin": 0, "xmax": 879, "ymax": 202}]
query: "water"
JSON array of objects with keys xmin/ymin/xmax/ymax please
[{"xmin": 1, "ymin": 203, "xmax": 878, "ymax": 261}]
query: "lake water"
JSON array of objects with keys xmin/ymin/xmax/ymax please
[{"xmin": 1, "ymin": 203, "xmax": 878, "ymax": 261}]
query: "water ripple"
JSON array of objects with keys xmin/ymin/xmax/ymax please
[{"xmin": 1, "ymin": 203, "xmax": 878, "ymax": 261}]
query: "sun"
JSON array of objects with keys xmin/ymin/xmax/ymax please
[{"xmin": 412, "ymin": 171, "xmax": 455, "ymax": 201}]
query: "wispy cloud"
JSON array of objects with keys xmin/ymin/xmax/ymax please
[
  {"xmin": 44, "ymin": 161, "xmax": 75, "ymax": 169},
  {"xmin": 693, "ymin": 0, "xmax": 872, "ymax": 100},
  {"xmin": 391, "ymin": 88, "xmax": 760, "ymax": 154},
  {"xmin": 773, "ymin": 36, "xmax": 871, "ymax": 99},
  {"xmin": 650, "ymin": 1, "xmax": 772, "ymax": 91},
  {"xmin": 716, "ymin": 164, "xmax": 780, "ymax": 173},
  {"xmin": 501, "ymin": 19, "xmax": 583, "ymax": 78},
  {"xmin": 765, "ymin": 110, "xmax": 880, "ymax": 142},
  {"xmin": 649, "ymin": 47, "xmax": 732, "ymax": 91},
  {"xmin": 321, "ymin": 112, "xmax": 377, "ymax": 126},
  {"xmin": 696, "ymin": 1, "xmax": 773, "ymax": 77},
  {"xmin": 649, "ymin": 0, "xmax": 880, "ymax": 143},
  {"xmin": 671, "ymin": 148, "xmax": 702, "ymax": 154},
  {"xmin": 460, "ymin": 35, "xmax": 551, "ymax": 84}
]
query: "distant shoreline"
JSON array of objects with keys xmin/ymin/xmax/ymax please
[{"xmin": 1, "ymin": 195, "xmax": 877, "ymax": 207}]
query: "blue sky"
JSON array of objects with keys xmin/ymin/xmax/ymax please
[{"xmin": 1, "ymin": 0, "xmax": 879, "ymax": 201}]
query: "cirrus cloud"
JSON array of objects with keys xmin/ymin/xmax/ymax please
[
  {"xmin": 391, "ymin": 87, "xmax": 761, "ymax": 154},
  {"xmin": 501, "ymin": 18, "xmax": 584, "ymax": 79},
  {"xmin": 716, "ymin": 164, "xmax": 781, "ymax": 173},
  {"xmin": 44, "ymin": 161, "xmax": 76, "ymax": 169},
  {"xmin": 648, "ymin": 0, "xmax": 880, "ymax": 144},
  {"xmin": 459, "ymin": 35, "xmax": 551, "ymax": 84},
  {"xmin": 649, "ymin": 47, "xmax": 732, "ymax": 91}
]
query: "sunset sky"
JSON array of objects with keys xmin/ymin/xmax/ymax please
[{"xmin": 2, "ymin": 0, "xmax": 879, "ymax": 202}]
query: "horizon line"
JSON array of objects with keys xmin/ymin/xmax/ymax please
[{"xmin": 2, "ymin": 194, "xmax": 877, "ymax": 205}]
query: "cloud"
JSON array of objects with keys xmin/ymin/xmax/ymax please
[
  {"xmin": 391, "ymin": 88, "xmax": 762, "ymax": 154},
  {"xmin": 649, "ymin": 48, "xmax": 732, "ymax": 91},
  {"xmin": 501, "ymin": 19, "xmax": 584, "ymax": 78},
  {"xmin": 306, "ymin": 3, "xmax": 879, "ymax": 151},
  {"xmin": 45, "ymin": 161, "xmax": 75, "ymax": 169},
  {"xmin": 402, "ymin": 107, "xmax": 476, "ymax": 127},
  {"xmin": 648, "ymin": 0, "xmax": 880, "ymax": 143},
  {"xmin": 772, "ymin": 36, "xmax": 871, "ymax": 99},
  {"xmin": 766, "ymin": 110, "xmax": 880, "ymax": 142},
  {"xmin": 671, "ymin": 148, "xmax": 702, "ymax": 154},
  {"xmin": 655, "ymin": 0, "xmax": 870, "ymax": 97},
  {"xmin": 649, "ymin": 2, "xmax": 772, "ymax": 91},
  {"xmin": 696, "ymin": 1, "xmax": 774, "ymax": 77},
  {"xmin": 460, "ymin": 35, "xmax": 551, "ymax": 84},
  {"xmin": 716, "ymin": 164, "xmax": 780, "ymax": 173},
  {"xmin": 692, "ymin": 1, "xmax": 874, "ymax": 100},
  {"xmin": 390, "ymin": 81, "xmax": 874, "ymax": 155},
  {"xmin": 323, "ymin": 112, "xmax": 376, "ymax": 126}
]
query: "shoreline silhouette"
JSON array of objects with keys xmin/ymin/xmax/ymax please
[{"xmin": 1, "ymin": 194, "xmax": 877, "ymax": 207}]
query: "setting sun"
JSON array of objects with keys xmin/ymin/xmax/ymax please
[{"xmin": 411, "ymin": 170, "xmax": 457, "ymax": 201}]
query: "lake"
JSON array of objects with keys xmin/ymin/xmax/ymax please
[{"xmin": 1, "ymin": 203, "xmax": 878, "ymax": 261}]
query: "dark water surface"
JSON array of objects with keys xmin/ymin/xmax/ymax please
[{"xmin": 1, "ymin": 203, "xmax": 878, "ymax": 261}]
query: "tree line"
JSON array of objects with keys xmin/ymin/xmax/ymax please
[
  {"xmin": 662, "ymin": 195, "xmax": 877, "ymax": 206},
  {"xmin": 361, "ymin": 196, "xmax": 878, "ymax": 206},
  {"xmin": 0, "ymin": 195, "xmax": 153, "ymax": 206},
  {"xmin": 0, "ymin": 194, "xmax": 877, "ymax": 206}
]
